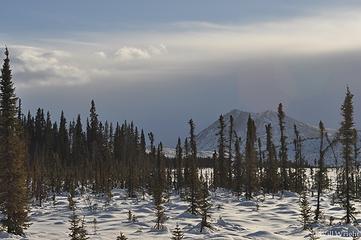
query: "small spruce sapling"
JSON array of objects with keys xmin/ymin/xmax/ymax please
[
  {"xmin": 171, "ymin": 224, "xmax": 184, "ymax": 240},
  {"xmin": 299, "ymin": 190, "xmax": 312, "ymax": 230},
  {"xmin": 199, "ymin": 181, "xmax": 212, "ymax": 232},
  {"xmin": 116, "ymin": 232, "xmax": 127, "ymax": 240}
]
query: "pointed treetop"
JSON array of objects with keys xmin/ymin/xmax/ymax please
[
  {"xmin": 4, "ymin": 46, "xmax": 9, "ymax": 59},
  {"xmin": 319, "ymin": 121, "xmax": 324, "ymax": 130}
]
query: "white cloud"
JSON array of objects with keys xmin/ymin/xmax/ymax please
[
  {"xmin": 114, "ymin": 44, "xmax": 167, "ymax": 61},
  {"xmin": 115, "ymin": 47, "xmax": 151, "ymax": 61},
  {"xmin": 148, "ymin": 44, "xmax": 167, "ymax": 55},
  {"xmin": 12, "ymin": 46, "xmax": 88, "ymax": 86},
  {"xmin": 172, "ymin": 9, "xmax": 361, "ymax": 56},
  {"xmin": 95, "ymin": 51, "xmax": 107, "ymax": 59}
]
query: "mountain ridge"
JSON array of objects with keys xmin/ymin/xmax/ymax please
[{"xmin": 195, "ymin": 109, "xmax": 345, "ymax": 166}]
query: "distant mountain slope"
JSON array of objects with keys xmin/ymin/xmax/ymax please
[{"xmin": 196, "ymin": 109, "xmax": 351, "ymax": 166}]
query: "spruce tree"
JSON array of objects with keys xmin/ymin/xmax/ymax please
[
  {"xmin": 186, "ymin": 119, "xmax": 200, "ymax": 215},
  {"xmin": 175, "ymin": 137, "xmax": 183, "ymax": 192},
  {"xmin": 171, "ymin": 224, "xmax": 184, "ymax": 240},
  {"xmin": 92, "ymin": 218, "xmax": 97, "ymax": 235},
  {"xmin": 58, "ymin": 111, "xmax": 69, "ymax": 167},
  {"xmin": 199, "ymin": 181, "xmax": 212, "ymax": 233},
  {"xmin": 264, "ymin": 124, "xmax": 279, "ymax": 194},
  {"xmin": 0, "ymin": 48, "xmax": 28, "ymax": 235},
  {"xmin": 88, "ymin": 100, "xmax": 102, "ymax": 192},
  {"xmin": 227, "ymin": 115, "xmax": 234, "ymax": 188},
  {"xmin": 353, "ymin": 129, "xmax": 360, "ymax": 198},
  {"xmin": 244, "ymin": 115, "xmax": 258, "ymax": 199},
  {"xmin": 153, "ymin": 143, "xmax": 166, "ymax": 230},
  {"xmin": 278, "ymin": 103, "xmax": 289, "ymax": 191},
  {"xmin": 153, "ymin": 183, "xmax": 165, "ymax": 230},
  {"xmin": 257, "ymin": 137, "xmax": 264, "ymax": 190},
  {"xmin": 216, "ymin": 115, "xmax": 226, "ymax": 188},
  {"xmin": 183, "ymin": 137, "xmax": 190, "ymax": 189},
  {"xmin": 339, "ymin": 87, "xmax": 356, "ymax": 224},
  {"xmin": 314, "ymin": 121, "xmax": 327, "ymax": 221},
  {"xmin": 211, "ymin": 150, "xmax": 218, "ymax": 190},
  {"xmin": 299, "ymin": 190, "xmax": 312, "ymax": 230},
  {"xmin": 233, "ymin": 136, "xmax": 243, "ymax": 196},
  {"xmin": 293, "ymin": 125, "xmax": 306, "ymax": 193},
  {"xmin": 69, "ymin": 209, "xmax": 81, "ymax": 240},
  {"xmin": 69, "ymin": 209, "xmax": 88, "ymax": 240},
  {"xmin": 116, "ymin": 232, "xmax": 127, "ymax": 240},
  {"xmin": 79, "ymin": 216, "xmax": 89, "ymax": 240}
]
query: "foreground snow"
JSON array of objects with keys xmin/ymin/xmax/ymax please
[{"xmin": 1, "ymin": 187, "xmax": 361, "ymax": 239}]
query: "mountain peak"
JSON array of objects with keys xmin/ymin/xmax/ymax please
[
  {"xmin": 260, "ymin": 110, "xmax": 277, "ymax": 116},
  {"xmin": 196, "ymin": 108, "xmax": 326, "ymax": 165},
  {"xmin": 224, "ymin": 109, "xmax": 249, "ymax": 117}
]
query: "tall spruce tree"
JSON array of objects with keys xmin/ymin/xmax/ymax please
[
  {"xmin": 233, "ymin": 136, "xmax": 243, "ymax": 196},
  {"xmin": 187, "ymin": 119, "xmax": 200, "ymax": 215},
  {"xmin": 87, "ymin": 100, "xmax": 104, "ymax": 192},
  {"xmin": 0, "ymin": 48, "xmax": 28, "ymax": 235},
  {"xmin": 153, "ymin": 183, "xmax": 165, "ymax": 230},
  {"xmin": 217, "ymin": 115, "xmax": 226, "ymax": 188},
  {"xmin": 264, "ymin": 124, "xmax": 279, "ymax": 194},
  {"xmin": 257, "ymin": 137, "xmax": 264, "ymax": 190},
  {"xmin": 183, "ymin": 137, "xmax": 190, "ymax": 189},
  {"xmin": 339, "ymin": 87, "xmax": 356, "ymax": 224},
  {"xmin": 58, "ymin": 111, "xmax": 69, "ymax": 167},
  {"xmin": 244, "ymin": 115, "xmax": 258, "ymax": 199},
  {"xmin": 199, "ymin": 181, "xmax": 212, "ymax": 232},
  {"xmin": 314, "ymin": 121, "xmax": 327, "ymax": 221},
  {"xmin": 227, "ymin": 115, "xmax": 234, "ymax": 188},
  {"xmin": 278, "ymin": 103, "xmax": 289, "ymax": 191},
  {"xmin": 293, "ymin": 125, "xmax": 306, "ymax": 193},
  {"xmin": 175, "ymin": 138, "xmax": 183, "ymax": 192},
  {"xmin": 153, "ymin": 142, "xmax": 166, "ymax": 230}
]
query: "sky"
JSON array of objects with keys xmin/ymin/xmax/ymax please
[{"xmin": 2, "ymin": 0, "xmax": 361, "ymax": 146}]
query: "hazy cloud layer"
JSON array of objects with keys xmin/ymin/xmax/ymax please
[
  {"xmin": 3, "ymin": 6, "xmax": 361, "ymax": 145},
  {"xmin": 7, "ymin": 8, "xmax": 361, "ymax": 86}
]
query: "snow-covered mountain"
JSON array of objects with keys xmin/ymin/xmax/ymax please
[{"xmin": 196, "ymin": 109, "xmax": 345, "ymax": 166}]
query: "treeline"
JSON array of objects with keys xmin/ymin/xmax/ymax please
[
  {"xmin": 0, "ymin": 48, "xmax": 360, "ymax": 238},
  {"xmin": 25, "ymin": 100, "xmax": 151, "ymax": 199}
]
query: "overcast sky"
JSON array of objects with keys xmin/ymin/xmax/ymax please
[{"xmin": 2, "ymin": 0, "xmax": 361, "ymax": 146}]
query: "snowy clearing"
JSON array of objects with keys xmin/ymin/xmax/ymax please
[{"xmin": 1, "ymin": 181, "xmax": 361, "ymax": 239}]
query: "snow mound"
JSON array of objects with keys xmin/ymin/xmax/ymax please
[
  {"xmin": 0, "ymin": 232, "xmax": 22, "ymax": 239},
  {"xmin": 177, "ymin": 211, "xmax": 199, "ymax": 219},
  {"xmin": 277, "ymin": 191, "xmax": 299, "ymax": 198},
  {"xmin": 237, "ymin": 200, "xmax": 257, "ymax": 207},
  {"xmin": 245, "ymin": 230, "xmax": 285, "ymax": 239}
]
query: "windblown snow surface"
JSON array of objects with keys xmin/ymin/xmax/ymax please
[{"xmin": 1, "ymin": 171, "xmax": 361, "ymax": 239}]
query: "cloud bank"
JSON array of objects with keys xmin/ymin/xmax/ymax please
[
  {"xmin": 3, "ymin": 6, "xmax": 361, "ymax": 145},
  {"xmin": 4, "ymin": 8, "xmax": 361, "ymax": 88}
]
